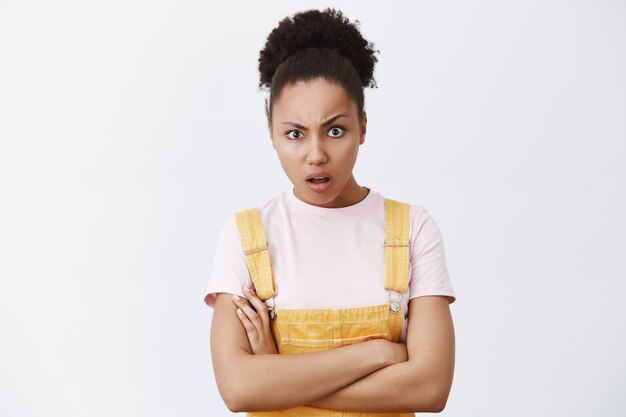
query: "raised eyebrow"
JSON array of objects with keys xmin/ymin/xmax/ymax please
[{"xmin": 282, "ymin": 114, "xmax": 348, "ymax": 130}]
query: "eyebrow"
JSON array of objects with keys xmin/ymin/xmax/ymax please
[{"xmin": 282, "ymin": 114, "xmax": 348, "ymax": 130}]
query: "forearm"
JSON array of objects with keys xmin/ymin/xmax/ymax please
[
  {"xmin": 306, "ymin": 360, "xmax": 442, "ymax": 413},
  {"xmin": 307, "ymin": 297, "xmax": 456, "ymax": 413},
  {"xmin": 228, "ymin": 340, "xmax": 392, "ymax": 412}
]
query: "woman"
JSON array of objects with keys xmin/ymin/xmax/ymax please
[{"xmin": 204, "ymin": 8, "xmax": 456, "ymax": 416}]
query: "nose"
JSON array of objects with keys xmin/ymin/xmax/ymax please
[{"xmin": 306, "ymin": 134, "xmax": 328, "ymax": 165}]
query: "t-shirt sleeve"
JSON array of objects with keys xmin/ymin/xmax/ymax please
[
  {"xmin": 408, "ymin": 206, "xmax": 456, "ymax": 304},
  {"xmin": 203, "ymin": 215, "xmax": 253, "ymax": 308}
]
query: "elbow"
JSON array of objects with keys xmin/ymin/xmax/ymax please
[
  {"xmin": 213, "ymin": 352, "xmax": 259, "ymax": 412},
  {"xmin": 218, "ymin": 381, "xmax": 240, "ymax": 413},
  {"xmin": 408, "ymin": 376, "xmax": 452, "ymax": 413},
  {"xmin": 423, "ymin": 381, "xmax": 452, "ymax": 413},
  {"xmin": 221, "ymin": 383, "xmax": 249, "ymax": 413},
  {"xmin": 216, "ymin": 370, "xmax": 253, "ymax": 413},
  {"xmin": 408, "ymin": 358, "xmax": 454, "ymax": 413},
  {"xmin": 226, "ymin": 400, "xmax": 246, "ymax": 414},
  {"xmin": 429, "ymin": 390, "xmax": 449, "ymax": 413},
  {"xmin": 222, "ymin": 391, "xmax": 242, "ymax": 413}
]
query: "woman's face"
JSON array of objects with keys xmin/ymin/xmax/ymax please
[{"xmin": 268, "ymin": 77, "xmax": 367, "ymax": 208}]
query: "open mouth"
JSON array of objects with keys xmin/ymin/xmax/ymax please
[{"xmin": 306, "ymin": 177, "xmax": 331, "ymax": 184}]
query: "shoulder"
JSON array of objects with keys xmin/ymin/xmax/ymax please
[
  {"xmin": 408, "ymin": 204, "xmax": 441, "ymax": 236},
  {"xmin": 381, "ymin": 195, "xmax": 446, "ymax": 251},
  {"xmin": 382, "ymin": 195, "xmax": 437, "ymax": 232},
  {"xmin": 234, "ymin": 191, "xmax": 287, "ymax": 227},
  {"xmin": 407, "ymin": 204, "xmax": 445, "ymax": 245},
  {"xmin": 213, "ymin": 214, "xmax": 242, "ymax": 253}
]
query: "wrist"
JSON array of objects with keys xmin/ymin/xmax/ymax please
[{"xmin": 367, "ymin": 339, "xmax": 395, "ymax": 368}]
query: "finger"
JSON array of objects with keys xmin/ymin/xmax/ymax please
[
  {"xmin": 242, "ymin": 286, "xmax": 270, "ymax": 326},
  {"xmin": 232, "ymin": 294, "xmax": 259, "ymax": 321},
  {"xmin": 241, "ymin": 287, "xmax": 271, "ymax": 338},
  {"xmin": 232, "ymin": 295, "xmax": 263, "ymax": 334},
  {"xmin": 235, "ymin": 307, "xmax": 257, "ymax": 338}
]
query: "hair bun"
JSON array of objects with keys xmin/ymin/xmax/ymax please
[{"xmin": 259, "ymin": 8, "xmax": 379, "ymax": 89}]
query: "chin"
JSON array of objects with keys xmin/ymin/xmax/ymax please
[{"xmin": 298, "ymin": 186, "xmax": 333, "ymax": 201}]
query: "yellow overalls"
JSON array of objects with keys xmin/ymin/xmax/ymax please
[{"xmin": 234, "ymin": 198, "xmax": 416, "ymax": 417}]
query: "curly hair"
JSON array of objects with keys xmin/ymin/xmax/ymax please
[{"xmin": 258, "ymin": 8, "xmax": 379, "ymax": 123}]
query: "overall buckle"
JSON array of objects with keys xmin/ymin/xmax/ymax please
[{"xmin": 388, "ymin": 290, "xmax": 401, "ymax": 313}]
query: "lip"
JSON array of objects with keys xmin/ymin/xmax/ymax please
[
  {"xmin": 305, "ymin": 171, "xmax": 333, "ymax": 181},
  {"xmin": 305, "ymin": 176, "xmax": 333, "ymax": 193}
]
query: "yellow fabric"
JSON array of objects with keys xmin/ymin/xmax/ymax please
[
  {"xmin": 234, "ymin": 198, "xmax": 415, "ymax": 417},
  {"xmin": 385, "ymin": 199, "xmax": 410, "ymax": 294},
  {"xmin": 234, "ymin": 208, "xmax": 277, "ymax": 301}
]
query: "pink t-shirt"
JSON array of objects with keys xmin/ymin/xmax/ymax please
[{"xmin": 204, "ymin": 187, "xmax": 456, "ymax": 342}]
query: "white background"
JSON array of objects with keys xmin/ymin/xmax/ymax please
[{"xmin": 1, "ymin": 0, "xmax": 625, "ymax": 416}]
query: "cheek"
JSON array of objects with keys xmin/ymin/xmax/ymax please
[
  {"xmin": 275, "ymin": 149, "xmax": 300, "ymax": 171},
  {"xmin": 277, "ymin": 147, "xmax": 299, "ymax": 161},
  {"xmin": 337, "ymin": 141, "xmax": 360, "ymax": 159}
]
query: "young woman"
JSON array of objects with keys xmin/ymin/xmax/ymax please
[{"xmin": 204, "ymin": 8, "xmax": 456, "ymax": 416}]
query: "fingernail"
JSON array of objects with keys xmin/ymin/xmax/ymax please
[
  {"xmin": 243, "ymin": 286, "xmax": 250, "ymax": 292},
  {"xmin": 232, "ymin": 294, "xmax": 240, "ymax": 301}
]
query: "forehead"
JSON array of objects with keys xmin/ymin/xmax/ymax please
[{"xmin": 272, "ymin": 78, "xmax": 357, "ymax": 120}]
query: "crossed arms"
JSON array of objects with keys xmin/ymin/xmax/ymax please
[{"xmin": 209, "ymin": 292, "xmax": 455, "ymax": 413}]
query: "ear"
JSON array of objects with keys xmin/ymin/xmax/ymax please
[
  {"xmin": 267, "ymin": 118, "xmax": 275, "ymax": 149},
  {"xmin": 359, "ymin": 111, "xmax": 367, "ymax": 145}
]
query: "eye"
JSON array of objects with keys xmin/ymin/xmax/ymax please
[
  {"xmin": 328, "ymin": 126, "xmax": 345, "ymax": 138},
  {"xmin": 286, "ymin": 130, "xmax": 303, "ymax": 140}
]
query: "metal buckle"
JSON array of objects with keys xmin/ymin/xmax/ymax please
[
  {"xmin": 388, "ymin": 291, "xmax": 401, "ymax": 314},
  {"xmin": 266, "ymin": 294, "xmax": 277, "ymax": 320}
]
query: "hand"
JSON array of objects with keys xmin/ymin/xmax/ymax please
[
  {"xmin": 231, "ymin": 286, "xmax": 278, "ymax": 355},
  {"xmin": 387, "ymin": 340, "xmax": 409, "ymax": 364},
  {"xmin": 369, "ymin": 338, "xmax": 409, "ymax": 366}
]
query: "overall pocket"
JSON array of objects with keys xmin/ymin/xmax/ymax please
[{"xmin": 279, "ymin": 332, "xmax": 389, "ymax": 354}]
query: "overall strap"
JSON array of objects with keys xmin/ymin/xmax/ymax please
[
  {"xmin": 233, "ymin": 208, "xmax": 277, "ymax": 301},
  {"xmin": 384, "ymin": 198, "xmax": 411, "ymax": 293}
]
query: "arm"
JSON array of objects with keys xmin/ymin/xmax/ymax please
[
  {"xmin": 306, "ymin": 295, "xmax": 456, "ymax": 413},
  {"xmin": 210, "ymin": 292, "xmax": 405, "ymax": 413}
]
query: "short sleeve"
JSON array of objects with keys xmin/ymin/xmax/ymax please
[
  {"xmin": 203, "ymin": 216, "xmax": 253, "ymax": 308},
  {"xmin": 408, "ymin": 206, "xmax": 456, "ymax": 304}
]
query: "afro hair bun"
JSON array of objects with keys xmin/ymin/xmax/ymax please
[{"xmin": 258, "ymin": 8, "xmax": 379, "ymax": 90}]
